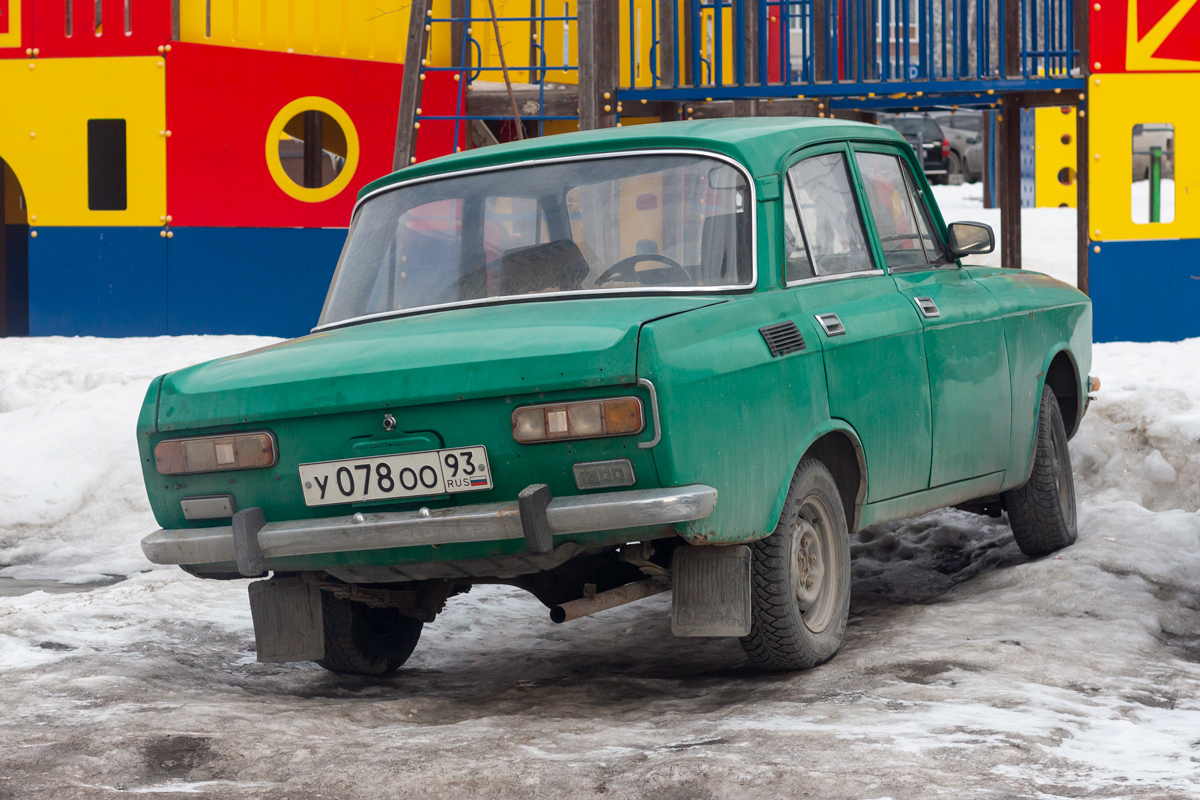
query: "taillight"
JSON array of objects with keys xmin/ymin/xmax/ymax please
[
  {"xmin": 155, "ymin": 432, "xmax": 278, "ymax": 475},
  {"xmin": 942, "ymin": 139, "xmax": 950, "ymax": 158},
  {"xmin": 512, "ymin": 397, "xmax": 645, "ymax": 444}
]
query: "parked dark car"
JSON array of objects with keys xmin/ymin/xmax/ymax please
[
  {"xmin": 933, "ymin": 112, "xmax": 985, "ymax": 183},
  {"xmin": 881, "ymin": 116, "xmax": 951, "ymax": 184}
]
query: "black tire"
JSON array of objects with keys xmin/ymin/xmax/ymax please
[
  {"xmin": 949, "ymin": 151, "xmax": 963, "ymax": 178},
  {"xmin": 317, "ymin": 592, "xmax": 423, "ymax": 676},
  {"xmin": 740, "ymin": 459, "xmax": 851, "ymax": 671},
  {"xmin": 1003, "ymin": 384, "xmax": 1078, "ymax": 558}
]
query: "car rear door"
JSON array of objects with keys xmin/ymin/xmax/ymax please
[
  {"xmin": 783, "ymin": 144, "xmax": 933, "ymax": 502},
  {"xmin": 852, "ymin": 145, "xmax": 1012, "ymax": 487}
]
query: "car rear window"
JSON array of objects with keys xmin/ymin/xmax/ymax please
[
  {"xmin": 889, "ymin": 119, "xmax": 944, "ymax": 140},
  {"xmin": 319, "ymin": 153, "xmax": 754, "ymax": 327}
]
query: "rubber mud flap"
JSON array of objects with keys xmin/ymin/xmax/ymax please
[
  {"xmin": 670, "ymin": 544, "xmax": 752, "ymax": 637},
  {"xmin": 248, "ymin": 578, "xmax": 326, "ymax": 663}
]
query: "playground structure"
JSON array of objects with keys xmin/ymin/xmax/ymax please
[{"xmin": 0, "ymin": 0, "xmax": 1195, "ymax": 341}]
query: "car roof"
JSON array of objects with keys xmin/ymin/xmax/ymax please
[{"xmin": 358, "ymin": 117, "xmax": 907, "ymax": 200}]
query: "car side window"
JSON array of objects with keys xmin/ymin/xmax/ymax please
[
  {"xmin": 855, "ymin": 151, "xmax": 948, "ymax": 269},
  {"xmin": 787, "ymin": 153, "xmax": 875, "ymax": 276},
  {"xmin": 782, "ymin": 178, "xmax": 815, "ymax": 282}
]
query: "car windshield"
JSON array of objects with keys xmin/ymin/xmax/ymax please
[
  {"xmin": 318, "ymin": 153, "xmax": 753, "ymax": 327},
  {"xmin": 889, "ymin": 119, "xmax": 944, "ymax": 140}
]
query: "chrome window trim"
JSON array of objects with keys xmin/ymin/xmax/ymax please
[
  {"xmin": 785, "ymin": 268, "xmax": 887, "ymax": 288},
  {"xmin": 313, "ymin": 149, "xmax": 759, "ymax": 333}
]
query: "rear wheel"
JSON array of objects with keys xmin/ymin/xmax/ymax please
[
  {"xmin": 740, "ymin": 459, "xmax": 851, "ymax": 671},
  {"xmin": 317, "ymin": 592, "xmax": 423, "ymax": 676},
  {"xmin": 949, "ymin": 151, "xmax": 963, "ymax": 179},
  {"xmin": 1003, "ymin": 384, "xmax": 1078, "ymax": 557}
]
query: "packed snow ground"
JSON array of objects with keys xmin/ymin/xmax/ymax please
[{"xmin": 1, "ymin": 188, "xmax": 1198, "ymax": 798}]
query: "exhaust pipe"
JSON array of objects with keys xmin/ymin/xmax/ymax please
[{"xmin": 549, "ymin": 579, "xmax": 667, "ymax": 623}]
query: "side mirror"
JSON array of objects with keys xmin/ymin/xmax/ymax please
[{"xmin": 947, "ymin": 221, "xmax": 995, "ymax": 257}]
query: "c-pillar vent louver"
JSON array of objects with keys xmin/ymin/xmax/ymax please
[{"xmin": 759, "ymin": 321, "xmax": 806, "ymax": 357}]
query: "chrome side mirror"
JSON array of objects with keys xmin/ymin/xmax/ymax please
[{"xmin": 947, "ymin": 221, "xmax": 995, "ymax": 257}]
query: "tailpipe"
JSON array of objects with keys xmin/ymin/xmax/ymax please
[{"xmin": 549, "ymin": 579, "xmax": 667, "ymax": 623}]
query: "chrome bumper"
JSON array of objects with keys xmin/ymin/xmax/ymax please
[{"xmin": 141, "ymin": 484, "xmax": 718, "ymax": 567}]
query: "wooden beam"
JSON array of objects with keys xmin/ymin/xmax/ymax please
[
  {"xmin": 467, "ymin": 87, "xmax": 580, "ymax": 117},
  {"xmin": 1003, "ymin": 0, "xmax": 1020, "ymax": 78},
  {"xmin": 393, "ymin": 0, "xmax": 434, "ymax": 171},
  {"xmin": 596, "ymin": 0, "xmax": 619, "ymax": 128},
  {"xmin": 688, "ymin": 98, "xmax": 819, "ymax": 119},
  {"xmin": 981, "ymin": 110, "xmax": 996, "ymax": 209},
  {"xmin": 813, "ymin": 0, "xmax": 826, "ymax": 82},
  {"xmin": 659, "ymin": 0, "xmax": 676, "ymax": 87},
  {"xmin": 450, "ymin": 0, "xmax": 467, "ymax": 75},
  {"xmin": 998, "ymin": 96, "xmax": 1024, "ymax": 270},
  {"xmin": 578, "ymin": 0, "xmax": 599, "ymax": 130},
  {"xmin": 1076, "ymin": 99, "xmax": 1090, "ymax": 294},
  {"xmin": 1076, "ymin": 0, "xmax": 1090, "ymax": 295}
]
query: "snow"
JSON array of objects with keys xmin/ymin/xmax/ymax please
[{"xmin": 1, "ymin": 189, "xmax": 1199, "ymax": 797}]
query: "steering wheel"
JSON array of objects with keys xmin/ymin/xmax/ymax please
[{"xmin": 596, "ymin": 253, "xmax": 690, "ymax": 286}]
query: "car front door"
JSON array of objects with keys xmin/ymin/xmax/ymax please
[
  {"xmin": 852, "ymin": 146, "xmax": 1012, "ymax": 487},
  {"xmin": 783, "ymin": 145, "xmax": 933, "ymax": 502}
]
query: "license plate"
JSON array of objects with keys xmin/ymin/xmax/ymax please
[{"xmin": 297, "ymin": 446, "xmax": 492, "ymax": 507}]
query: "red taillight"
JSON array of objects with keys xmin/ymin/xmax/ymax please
[{"xmin": 942, "ymin": 139, "xmax": 950, "ymax": 158}]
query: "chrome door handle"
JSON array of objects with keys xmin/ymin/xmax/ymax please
[
  {"xmin": 914, "ymin": 296, "xmax": 940, "ymax": 318},
  {"xmin": 815, "ymin": 313, "xmax": 846, "ymax": 337}
]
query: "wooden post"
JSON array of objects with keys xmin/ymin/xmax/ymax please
[
  {"xmin": 981, "ymin": 109, "xmax": 996, "ymax": 209},
  {"xmin": 731, "ymin": 0, "xmax": 758, "ymax": 116},
  {"xmin": 1075, "ymin": 0, "xmax": 1090, "ymax": 294},
  {"xmin": 1003, "ymin": 0, "xmax": 1020, "ymax": 77},
  {"xmin": 450, "ymin": 0, "xmax": 468, "ymax": 76},
  {"xmin": 393, "ymin": 0, "xmax": 434, "ymax": 171},
  {"xmin": 998, "ymin": 96, "xmax": 1023, "ymax": 270},
  {"xmin": 813, "ymin": 0, "xmax": 826, "ymax": 82},
  {"xmin": 659, "ymin": 0, "xmax": 676, "ymax": 87},
  {"xmin": 594, "ymin": 0, "xmax": 619, "ymax": 128},
  {"xmin": 302, "ymin": 110, "xmax": 323, "ymax": 188},
  {"xmin": 578, "ymin": 0, "xmax": 599, "ymax": 129}
]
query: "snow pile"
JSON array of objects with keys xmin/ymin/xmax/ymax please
[{"xmin": 0, "ymin": 336, "xmax": 278, "ymax": 583}]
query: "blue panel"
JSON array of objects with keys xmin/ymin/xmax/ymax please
[
  {"xmin": 29, "ymin": 227, "xmax": 168, "ymax": 336},
  {"xmin": 1090, "ymin": 239, "xmax": 1200, "ymax": 342},
  {"xmin": 1019, "ymin": 109, "xmax": 1036, "ymax": 209},
  {"xmin": 167, "ymin": 227, "xmax": 346, "ymax": 338}
]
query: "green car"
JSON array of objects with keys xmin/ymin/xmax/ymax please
[{"xmin": 138, "ymin": 118, "xmax": 1092, "ymax": 675}]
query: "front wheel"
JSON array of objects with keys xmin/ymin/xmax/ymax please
[
  {"xmin": 317, "ymin": 592, "xmax": 423, "ymax": 676},
  {"xmin": 740, "ymin": 459, "xmax": 851, "ymax": 671},
  {"xmin": 1003, "ymin": 384, "xmax": 1078, "ymax": 557}
]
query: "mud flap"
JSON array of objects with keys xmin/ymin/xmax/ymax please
[
  {"xmin": 670, "ymin": 544, "xmax": 752, "ymax": 637},
  {"xmin": 248, "ymin": 578, "xmax": 325, "ymax": 663}
]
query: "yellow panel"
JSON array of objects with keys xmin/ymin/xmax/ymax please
[
  {"xmin": 181, "ymin": 0, "xmax": 409, "ymax": 62},
  {"xmin": 1089, "ymin": 72, "xmax": 1199, "ymax": 241},
  {"xmin": 0, "ymin": 0, "xmax": 22, "ymax": 49},
  {"xmin": 0, "ymin": 58, "xmax": 166, "ymax": 227},
  {"xmin": 1034, "ymin": 105, "xmax": 1077, "ymax": 209}
]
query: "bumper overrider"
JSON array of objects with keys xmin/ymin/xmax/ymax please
[{"xmin": 141, "ymin": 484, "xmax": 718, "ymax": 574}]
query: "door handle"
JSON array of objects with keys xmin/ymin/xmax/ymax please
[
  {"xmin": 913, "ymin": 296, "xmax": 940, "ymax": 318},
  {"xmin": 815, "ymin": 313, "xmax": 846, "ymax": 337}
]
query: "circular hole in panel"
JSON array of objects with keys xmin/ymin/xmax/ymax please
[
  {"xmin": 1061, "ymin": 133, "xmax": 1072, "ymax": 145},
  {"xmin": 266, "ymin": 97, "xmax": 359, "ymax": 203},
  {"xmin": 1057, "ymin": 166, "xmax": 1077, "ymax": 186}
]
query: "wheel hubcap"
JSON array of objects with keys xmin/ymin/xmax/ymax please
[{"xmin": 791, "ymin": 496, "xmax": 839, "ymax": 634}]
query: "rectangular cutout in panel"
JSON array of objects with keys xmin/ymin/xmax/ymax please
[
  {"xmin": 87, "ymin": 119, "xmax": 128, "ymax": 211},
  {"xmin": 1132, "ymin": 123, "xmax": 1175, "ymax": 224}
]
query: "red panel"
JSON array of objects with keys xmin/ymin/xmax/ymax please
[
  {"xmin": 1154, "ymin": 0, "xmax": 1200, "ymax": 61},
  {"xmin": 1089, "ymin": 1, "xmax": 1125, "ymax": 72},
  {"xmin": 1091, "ymin": 0, "xmax": 1200, "ymax": 72},
  {"xmin": 166, "ymin": 43, "xmax": 461, "ymax": 228},
  {"xmin": 0, "ymin": 0, "xmax": 32, "ymax": 59},
  {"xmin": 31, "ymin": 0, "xmax": 172, "ymax": 58}
]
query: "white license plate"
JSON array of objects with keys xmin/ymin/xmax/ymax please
[{"xmin": 298, "ymin": 446, "xmax": 492, "ymax": 507}]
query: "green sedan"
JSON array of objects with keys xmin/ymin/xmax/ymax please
[{"xmin": 138, "ymin": 118, "xmax": 1092, "ymax": 676}]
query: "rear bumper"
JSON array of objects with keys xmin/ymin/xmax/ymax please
[{"xmin": 141, "ymin": 484, "xmax": 718, "ymax": 567}]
